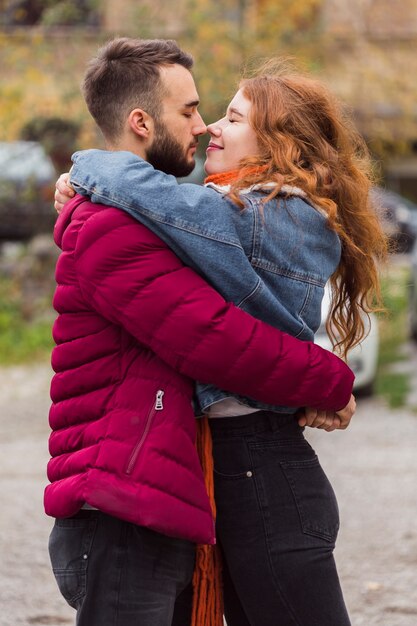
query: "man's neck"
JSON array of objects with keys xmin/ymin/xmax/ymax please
[{"xmin": 106, "ymin": 139, "xmax": 148, "ymax": 162}]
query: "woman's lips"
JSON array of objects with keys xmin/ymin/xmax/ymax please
[{"xmin": 206, "ymin": 143, "xmax": 223, "ymax": 152}]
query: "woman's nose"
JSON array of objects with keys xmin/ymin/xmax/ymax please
[{"xmin": 207, "ymin": 121, "xmax": 222, "ymax": 137}]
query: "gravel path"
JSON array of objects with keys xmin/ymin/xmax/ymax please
[{"xmin": 0, "ymin": 361, "xmax": 416, "ymax": 626}]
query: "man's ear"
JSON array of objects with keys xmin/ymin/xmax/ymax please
[{"xmin": 128, "ymin": 108, "xmax": 154, "ymax": 140}]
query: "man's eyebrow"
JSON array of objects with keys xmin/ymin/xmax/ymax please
[
  {"xmin": 228, "ymin": 107, "xmax": 244, "ymax": 117},
  {"xmin": 183, "ymin": 100, "xmax": 200, "ymax": 108}
]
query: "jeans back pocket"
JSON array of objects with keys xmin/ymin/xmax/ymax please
[
  {"xmin": 48, "ymin": 514, "xmax": 97, "ymax": 609},
  {"xmin": 280, "ymin": 456, "xmax": 340, "ymax": 543}
]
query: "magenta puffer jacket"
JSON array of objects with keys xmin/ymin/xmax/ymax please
[{"xmin": 45, "ymin": 195, "xmax": 354, "ymax": 544}]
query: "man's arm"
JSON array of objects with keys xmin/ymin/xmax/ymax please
[{"xmin": 73, "ymin": 204, "xmax": 354, "ymax": 412}]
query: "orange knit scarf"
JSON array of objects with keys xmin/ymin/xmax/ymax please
[
  {"xmin": 192, "ymin": 165, "xmax": 268, "ymax": 626},
  {"xmin": 204, "ymin": 168, "xmax": 242, "ymax": 187},
  {"xmin": 192, "ymin": 416, "xmax": 224, "ymax": 626},
  {"xmin": 205, "ymin": 165, "xmax": 268, "ymax": 188}
]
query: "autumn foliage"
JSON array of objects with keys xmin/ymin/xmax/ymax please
[{"xmin": 0, "ymin": 1, "xmax": 417, "ymax": 157}]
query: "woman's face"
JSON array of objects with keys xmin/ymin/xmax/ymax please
[{"xmin": 204, "ymin": 89, "xmax": 260, "ymax": 175}]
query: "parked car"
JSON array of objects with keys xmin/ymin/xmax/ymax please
[
  {"xmin": 0, "ymin": 141, "xmax": 56, "ymax": 240},
  {"xmin": 410, "ymin": 238, "xmax": 417, "ymax": 341},
  {"xmin": 315, "ymin": 286, "xmax": 379, "ymax": 396},
  {"xmin": 371, "ymin": 187, "xmax": 417, "ymax": 254}
]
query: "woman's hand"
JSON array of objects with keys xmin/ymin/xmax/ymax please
[
  {"xmin": 298, "ymin": 394, "xmax": 355, "ymax": 432},
  {"xmin": 54, "ymin": 173, "xmax": 74, "ymax": 213}
]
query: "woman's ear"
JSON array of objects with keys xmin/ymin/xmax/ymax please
[{"xmin": 128, "ymin": 108, "xmax": 154, "ymax": 140}]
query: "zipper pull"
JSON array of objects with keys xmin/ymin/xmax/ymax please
[{"xmin": 155, "ymin": 390, "xmax": 164, "ymax": 410}]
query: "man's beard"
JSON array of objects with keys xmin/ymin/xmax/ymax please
[{"xmin": 147, "ymin": 120, "xmax": 196, "ymax": 177}]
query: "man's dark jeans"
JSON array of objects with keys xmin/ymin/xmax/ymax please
[
  {"xmin": 48, "ymin": 510, "xmax": 195, "ymax": 626},
  {"xmin": 210, "ymin": 411, "xmax": 351, "ymax": 626}
]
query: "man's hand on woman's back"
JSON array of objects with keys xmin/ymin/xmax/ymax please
[{"xmin": 299, "ymin": 394, "xmax": 356, "ymax": 432}]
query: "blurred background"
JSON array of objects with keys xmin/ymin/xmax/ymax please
[
  {"xmin": 1, "ymin": 0, "xmax": 417, "ymax": 376},
  {"xmin": 0, "ymin": 2, "xmax": 416, "ymax": 625}
]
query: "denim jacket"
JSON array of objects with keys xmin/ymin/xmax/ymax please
[{"xmin": 71, "ymin": 150, "xmax": 341, "ymax": 414}]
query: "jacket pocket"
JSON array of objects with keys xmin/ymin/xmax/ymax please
[
  {"xmin": 125, "ymin": 389, "xmax": 164, "ymax": 475},
  {"xmin": 280, "ymin": 456, "xmax": 340, "ymax": 543},
  {"xmin": 48, "ymin": 515, "xmax": 97, "ymax": 609}
]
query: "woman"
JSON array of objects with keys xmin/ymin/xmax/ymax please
[{"xmin": 57, "ymin": 61, "xmax": 386, "ymax": 625}]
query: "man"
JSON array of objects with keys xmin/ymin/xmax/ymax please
[{"xmin": 50, "ymin": 38, "xmax": 354, "ymax": 626}]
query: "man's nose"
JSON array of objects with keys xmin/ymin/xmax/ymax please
[{"xmin": 193, "ymin": 114, "xmax": 207, "ymax": 136}]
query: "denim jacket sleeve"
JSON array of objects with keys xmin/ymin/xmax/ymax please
[{"xmin": 70, "ymin": 149, "xmax": 259, "ymax": 305}]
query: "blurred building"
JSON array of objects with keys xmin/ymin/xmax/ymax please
[
  {"xmin": 322, "ymin": 0, "xmax": 417, "ymax": 197},
  {"xmin": 1, "ymin": 0, "xmax": 417, "ymax": 196}
]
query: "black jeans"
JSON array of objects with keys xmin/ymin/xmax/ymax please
[
  {"xmin": 48, "ymin": 510, "xmax": 195, "ymax": 626},
  {"xmin": 210, "ymin": 411, "xmax": 351, "ymax": 626}
]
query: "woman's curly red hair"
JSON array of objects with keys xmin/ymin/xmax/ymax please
[{"xmin": 228, "ymin": 60, "xmax": 388, "ymax": 357}]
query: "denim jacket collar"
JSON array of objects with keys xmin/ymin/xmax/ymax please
[{"xmin": 204, "ymin": 181, "xmax": 327, "ymax": 216}]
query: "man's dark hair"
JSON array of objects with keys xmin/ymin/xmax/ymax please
[{"xmin": 82, "ymin": 38, "xmax": 194, "ymax": 142}]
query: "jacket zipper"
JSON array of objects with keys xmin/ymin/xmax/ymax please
[{"xmin": 125, "ymin": 390, "xmax": 164, "ymax": 475}]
